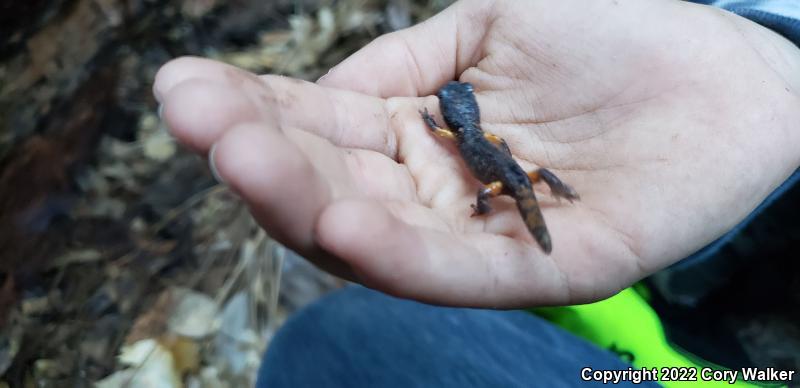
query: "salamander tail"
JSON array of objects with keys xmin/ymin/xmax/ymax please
[{"xmin": 514, "ymin": 185, "xmax": 552, "ymax": 254}]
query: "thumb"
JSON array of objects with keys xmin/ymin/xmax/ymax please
[{"xmin": 317, "ymin": 0, "xmax": 494, "ymax": 97}]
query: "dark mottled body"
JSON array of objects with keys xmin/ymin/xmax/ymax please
[{"xmin": 422, "ymin": 81, "xmax": 579, "ymax": 253}]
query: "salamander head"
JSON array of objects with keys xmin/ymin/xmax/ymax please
[{"xmin": 437, "ymin": 81, "xmax": 480, "ymax": 132}]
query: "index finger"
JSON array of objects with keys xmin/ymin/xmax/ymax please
[
  {"xmin": 154, "ymin": 57, "xmax": 403, "ymax": 156},
  {"xmin": 317, "ymin": 0, "xmax": 495, "ymax": 97}
]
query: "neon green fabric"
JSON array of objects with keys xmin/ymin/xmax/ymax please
[{"xmin": 533, "ymin": 288, "xmax": 783, "ymax": 388}]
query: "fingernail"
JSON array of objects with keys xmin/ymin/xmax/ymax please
[{"xmin": 208, "ymin": 143, "xmax": 226, "ymax": 184}]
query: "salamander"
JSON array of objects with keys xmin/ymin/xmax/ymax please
[{"xmin": 421, "ymin": 81, "xmax": 579, "ymax": 253}]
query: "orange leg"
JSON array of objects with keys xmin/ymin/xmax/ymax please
[
  {"xmin": 483, "ymin": 132, "xmax": 512, "ymax": 156},
  {"xmin": 433, "ymin": 128, "xmax": 456, "ymax": 140},
  {"xmin": 471, "ymin": 181, "xmax": 503, "ymax": 216},
  {"xmin": 420, "ymin": 108, "xmax": 457, "ymax": 140},
  {"xmin": 528, "ymin": 169, "xmax": 580, "ymax": 202},
  {"xmin": 483, "ymin": 133, "xmax": 504, "ymax": 146}
]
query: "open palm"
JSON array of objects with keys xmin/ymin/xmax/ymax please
[{"xmin": 154, "ymin": 0, "xmax": 800, "ymax": 307}]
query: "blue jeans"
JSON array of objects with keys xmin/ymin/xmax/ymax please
[{"xmin": 257, "ymin": 286, "xmax": 659, "ymax": 388}]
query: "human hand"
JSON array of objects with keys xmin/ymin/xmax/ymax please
[{"xmin": 154, "ymin": 0, "xmax": 800, "ymax": 308}]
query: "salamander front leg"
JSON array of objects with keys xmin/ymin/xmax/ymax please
[
  {"xmin": 528, "ymin": 169, "xmax": 580, "ymax": 203},
  {"xmin": 420, "ymin": 108, "xmax": 457, "ymax": 140},
  {"xmin": 483, "ymin": 132, "xmax": 512, "ymax": 157},
  {"xmin": 471, "ymin": 181, "xmax": 504, "ymax": 217}
]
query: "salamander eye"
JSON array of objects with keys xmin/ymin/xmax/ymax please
[{"xmin": 465, "ymin": 84, "xmax": 474, "ymax": 92}]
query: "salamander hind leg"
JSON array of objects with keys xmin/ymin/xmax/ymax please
[
  {"xmin": 471, "ymin": 181, "xmax": 503, "ymax": 217},
  {"xmin": 528, "ymin": 168, "xmax": 580, "ymax": 203}
]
